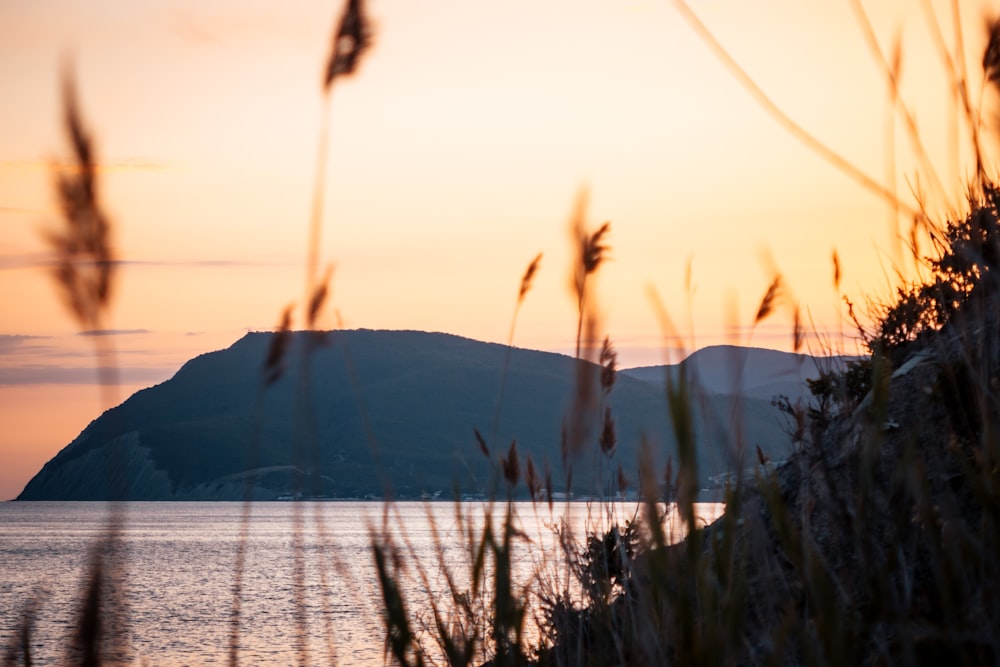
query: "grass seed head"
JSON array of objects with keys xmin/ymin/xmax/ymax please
[
  {"xmin": 755, "ymin": 275, "xmax": 782, "ymax": 324},
  {"xmin": 307, "ymin": 265, "xmax": 334, "ymax": 328},
  {"xmin": 263, "ymin": 305, "xmax": 294, "ymax": 386},
  {"xmin": 599, "ymin": 336, "xmax": 617, "ymax": 393},
  {"xmin": 599, "ymin": 406, "xmax": 616, "ymax": 457},
  {"xmin": 616, "ymin": 463, "xmax": 629, "ymax": 495},
  {"xmin": 48, "ymin": 70, "xmax": 116, "ymax": 329},
  {"xmin": 832, "ymin": 249, "xmax": 842, "ymax": 291},
  {"xmin": 474, "ymin": 427, "xmax": 490, "ymax": 458},
  {"xmin": 793, "ymin": 304, "xmax": 804, "ymax": 352},
  {"xmin": 525, "ymin": 456, "xmax": 540, "ymax": 502},
  {"xmin": 324, "ymin": 0, "xmax": 372, "ymax": 92},
  {"xmin": 984, "ymin": 15, "xmax": 1000, "ymax": 85},
  {"xmin": 518, "ymin": 253, "xmax": 542, "ymax": 303},
  {"xmin": 583, "ymin": 222, "xmax": 611, "ymax": 275},
  {"xmin": 502, "ymin": 439, "xmax": 520, "ymax": 487}
]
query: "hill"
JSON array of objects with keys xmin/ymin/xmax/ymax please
[
  {"xmin": 17, "ymin": 331, "xmax": 809, "ymax": 500},
  {"xmin": 622, "ymin": 345, "xmax": 856, "ymax": 404}
]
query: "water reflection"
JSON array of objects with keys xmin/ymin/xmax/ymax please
[{"xmin": 0, "ymin": 501, "xmax": 723, "ymax": 666}]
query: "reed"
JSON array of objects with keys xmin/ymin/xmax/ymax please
[
  {"xmin": 36, "ymin": 68, "xmax": 131, "ymax": 667},
  {"xmin": 17, "ymin": 1, "xmax": 1000, "ymax": 665},
  {"xmin": 364, "ymin": 4, "xmax": 1000, "ymax": 665}
]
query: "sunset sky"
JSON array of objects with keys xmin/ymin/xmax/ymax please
[{"xmin": 1, "ymin": 0, "xmax": 997, "ymax": 499}]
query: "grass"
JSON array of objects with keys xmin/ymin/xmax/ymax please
[{"xmin": 10, "ymin": 1, "xmax": 1000, "ymax": 665}]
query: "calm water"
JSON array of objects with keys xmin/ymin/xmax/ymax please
[{"xmin": 0, "ymin": 501, "xmax": 723, "ymax": 666}]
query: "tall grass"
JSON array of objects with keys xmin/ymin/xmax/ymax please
[
  {"xmin": 361, "ymin": 4, "xmax": 1000, "ymax": 665},
  {"xmin": 13, "ymin": 1, "xmax": 1000, "ymax": 666},
  {"xmin": 28, "ymin": 67, "xmax": 130, "ymax": 667}
]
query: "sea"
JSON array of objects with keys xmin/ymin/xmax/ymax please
[{"xmin": 0, "ymin": 501, "xmax": 724, "ymax": 666}]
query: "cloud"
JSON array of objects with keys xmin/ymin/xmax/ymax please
[
  {"xmin": 0, "ymin": 253, "xmax": 292, "ymax": 272},
  {"xmin": 0, "ymin": 365, "xmax": 173, "ymax": 387},
  {"xmin": 77, "ymin": 329, "xmax": 151, "ymax": 337},
  {"xmin": 0, "ymin": 252, "xmax": 50, "ymax": 272},
  {"xmin": 0, "ymin": 334, "xmax": 50, "ymax": 354},
  {"xmin": 0, "ymin": 332, "xmax": 176, "ymax": 363},
  {"xmin": 116, "ymin": 259, "xmax": 286, "ymax": 268},
  {"xmin": 0, "ymin": 158, "xmax": 170, "ymax": 174}
]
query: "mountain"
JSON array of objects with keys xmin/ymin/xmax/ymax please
[
  {"xmin": 621, "ymin": 345, "xmax": 856, "ymax": 404},
  {"xmin": 17, "ymin": 331, "xmax": 811, "ymax": 501}
]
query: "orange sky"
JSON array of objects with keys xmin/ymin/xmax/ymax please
[{"xmin": 1, "ymin": 0, "xmax": 997, "ymax": 499}]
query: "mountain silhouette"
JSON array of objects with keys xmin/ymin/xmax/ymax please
[{"xmin": 18, "ymin": 330, "xmax": 807, "ymax": 500}]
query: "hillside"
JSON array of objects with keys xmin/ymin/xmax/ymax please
[
  {"xmin": 17, "ymin": 331, "xmax": 805, "ymax": 500},
  {"xmin": 621, "ymin": 345, "xmax": 856, "ymax": 404}
]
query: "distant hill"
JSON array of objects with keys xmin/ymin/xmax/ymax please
[
  {"xmin": 621, "ymin": 345, "xmax": 856, "ymax": 405},
  {"xmin": 17, "ymin": 331, "xmax": 819, "ymax": 501}
]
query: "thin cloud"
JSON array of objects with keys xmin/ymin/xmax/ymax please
[
  {"xmin": 0, "ymin": 334, "xmax": 50, "ymax": 354},
  {"xmin": 0, "ymin": 253, "xmax": 292, "ymax": 272},
  {"xmin": 78, "ymin": 329, "xmax": 151, "ymax": 337},
  {"xmin": 0, "ymin": 332, "xmax": 182, "ymax": 362},
  {"xmin": 0, "ymin": 252, "xmax": 50, "ymax": 271},
  {"xmin": 1, "ymin": 158, "xmax": 170, "ymax": 173},
  {"xmin": 0, "ymin": 365, "xmax": 173, "ymax": 386},
  {"xmin": 116, "ymin": 259, "xmax": 288, "ymax": 268}
]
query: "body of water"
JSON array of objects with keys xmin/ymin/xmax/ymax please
[{"xmin": 0, "ymin": 501, "xmax": 723, "ymax": 666}]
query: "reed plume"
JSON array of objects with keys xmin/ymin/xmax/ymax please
[
  {"xmin": 518, "ymin": 253, "xmax": 542, "ymax": 304},
  {"xmin": 491, "ymin": 253, "xmax": 543, "ymax": 441},
  {"xmin": 984, "ymin": 17, "xmax": 1000, "ymax": 83},
  {"xmin": 984, "ymin": 15, "xmax": 1000, "ymax": 132},
  {"xmin": 616, "ymin": 463, "xmax": 629, "ymax": 496},
  {"xmin": 501, "ymin": 439, "xmax": 520, "ymax": 488},
  {"xmin": 559, "ymin": 193, "xmax": 611, "ymax": 471},
  {"xmin": 598, "ymin": 337, "xmax": 617, "ymax": 457},
  {"xmin": 307, "ymin": 0, "xmax": 372, "ymax": 316},
  {"xmin": 598, "ymin": 336, "xmax": 616, "ymax": 394},
  {"xmin": 238, "ymin": 4, "xmax": 376, "ymax": 663},
  {"xmin": 569, "ymin": 190, "xmax": 611, "ymax": 359},
  {"xmin": 754, "ymin": 275, "xmax": 782, "ymax": 324},
  {"xmin": 574, "ymin": 222, "xmax": 611, "ymax": 359},
  {"xmin": 48, "ymin": 71, "xmax": 115, "ymax": 332},
  {"xmin": 324, "ymin": 0, "xmax": 373, "ymax": 92},
  {"xmin": 474, "ymin": 427, "xmax": 491, "ymax": 458},
  {"xmin": 833, "ymin": 249, "xmax": 842, "ymax": 291},
  {"xmin": 307, "ymin": 265, "xmax": 334, "ymax": 329},
  {"xmin": 263, "ymin": 305, "xmax": 294, "ymax": 386},
  {"xmin": 599, "ymin": 406, "xmax": 616, "ymax": 457},
  {"xmin": 525, "ymin": 456, "xmax": 541, "ymax": 502},
  {"xmin": 45, "ymin": 68, "xmax": 130, "ymax": 667}
]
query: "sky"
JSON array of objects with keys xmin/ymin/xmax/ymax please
[{"xmin": 1, "ymin": 0, "xmax": 997, "ymax": 500}]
